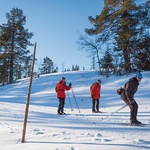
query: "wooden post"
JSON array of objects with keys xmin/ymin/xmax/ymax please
[{"xmin": 21, "ymin": 42, "xmax": 37, "ymax": 143}]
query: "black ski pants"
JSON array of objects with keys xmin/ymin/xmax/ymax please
[
  {"xmin": 123, "ymin": 99, "xmax": 138, "ymax": 122},
  {"xmin": 58, "ymin": 98, "xmax": 65, "ymax": 113},
  {"xmin": 92, "ymin": 98, "xmax": 99, "ymax": 112}
]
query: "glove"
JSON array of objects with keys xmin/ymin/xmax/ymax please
[
  {"xmin": 69, "ymin": 82, "xmax": 72, "ymax": 87},
  {"xmin": 129, "ymin": 99, "xmax": 135, "ymax": 104}
]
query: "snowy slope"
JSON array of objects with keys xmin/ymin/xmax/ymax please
[{"xmin": 0, "ymin": 70, "xmax": 150, "ymax": 150}]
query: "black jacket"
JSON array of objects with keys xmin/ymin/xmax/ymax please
[{"xmin": 121, "ymin": 77, "xmax": 139, "ymax": 100}]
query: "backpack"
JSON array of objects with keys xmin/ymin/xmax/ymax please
[
  {"xmin": 90, "ymin": 83, "xmax": 95, "ymax": 92},
  {"xmin": 90, "ymin": 82, "xmax": 100, "ymax": 93},
  {"xmin": 117, "ymin": 87, "xmax": 124, "ymax": 95},
  {"xmin": 90, "ymin": 83, "xmax": 94, "ymax": 90}
]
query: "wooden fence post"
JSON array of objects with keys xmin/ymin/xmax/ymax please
[{"xmin": 21, "ymin": 42, "xmax": 36, "ymax": 143}]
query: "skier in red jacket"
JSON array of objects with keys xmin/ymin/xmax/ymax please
[
  {"xmin": 90, "ymin": 79, "xmax": 101, "ymax": 113},
  {"xmin": 55, "ymin": 77, "xmax": 72, "ymax": 115}
]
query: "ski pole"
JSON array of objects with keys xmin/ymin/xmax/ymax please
[
  {"xmin": 71, "ymin": 87, "xmax": 80, "ymax": 113},
  {"xmin": 67, "ymin": 91, "xmax": 73, "ymax": 111},
  {"xmin": 102, "ymin": 104, "xmax": 127, "ymax": 120}
]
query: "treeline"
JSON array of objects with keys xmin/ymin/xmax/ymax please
[
  {"xmin": 38, "ymin": 56, "xmax": 80, "ymax": 74},
  {"xmin": 1, "ymin": 1, "xmax": 150, "ymax": 85},
  {"xmin": 0, "ymin": 8, "xmax": 60, "ymax": 85},
  {"xmin": 78, "ymin": 0, "xmax": 150, "ymax": 76}
]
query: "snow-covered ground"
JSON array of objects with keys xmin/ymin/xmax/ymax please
[{"xmin": 0, "ymin": 70, "xmax": 150, "ymax": 150}]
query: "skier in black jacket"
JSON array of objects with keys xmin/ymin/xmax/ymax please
[{"xmin": 121, "ymin": 72, "xmax": 143, "ymax": 126}]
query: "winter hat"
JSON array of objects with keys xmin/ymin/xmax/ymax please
[
  {"xmin": 136, "ymin": 72, "xmax": 143, "ymax": 79},
  {"xmin": 62, "ymin": 77, "xmax": 65, "ymax": 80},
  {"xmin": 98, "ymin": 79, "xmax": 101, "ymax": 83}
]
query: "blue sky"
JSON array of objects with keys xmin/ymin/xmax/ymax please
[{"xmin": 0, "ymin": 0, "xmax": 104, "ymax": 72}]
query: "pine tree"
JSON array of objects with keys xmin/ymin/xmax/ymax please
[
  {"xmin": 132, "ymin": 1, "xmax": 150, "ymax": 70},
  {"xmin": 0, "ymin": 53, "xmax": 9, "ymax": 84},
  {"xmin": 1, "ymin": 8, "xmax": 33, "ymax": 83},
  {"xmin": 0, "ymin": 26, "xmax": 10, "ymax": 84},
  {"xmin": 85, "ymin": 0, "xmax": 150, "ymax": 72}
]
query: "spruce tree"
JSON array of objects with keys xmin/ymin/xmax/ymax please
[
  {"xmin": 40, "ymin": 57, "xmax": 54, "ymax": 74},
  {"xmin": 102, "ymin": 49, "xmax": 114, "ymax": 74}
]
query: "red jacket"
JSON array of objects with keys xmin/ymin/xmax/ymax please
[
  {"xmin": 56, "ymin": 80, "xmax": 71, "ymax": 98},
  {"xmin": 90, "ymin": 82, "xmax": 101, "ymax": 99}
]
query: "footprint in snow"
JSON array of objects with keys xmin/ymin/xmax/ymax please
[
  {"xmin": 100, "ymin": 138, "xmax": 111, "ymax": 142},
  {"xmin": 33, "ymin": 128, "xmax": 40, "ymax": 132},
  {"xmin": 51, "ymin": 133, "xmax": 59, "ymax": 137},
  {"xmin": 61, "ymin": 131, "xmax": 70, "ymax": 135},
  {"xmin": 85, "ymin": 132, "xmax": 91, "ymax": 136},
  {"xmin": 134, "ymin": 139, "xmax": 149, "ymax": 143},
  {"xmin": 92, "ymin": 137, "xmax": 111, "ymax": 142},
  {"xmin": 33, "ymin": 129, "xmax": 44, "ymax": 135},
  {"xmin": 95, "ymin": 133, "xmax": 102, "ymax": 138},
  {"xmin": 35, "ymin": 131, "xmax": 44, "ymax": 135},
  {"xmin": 92, "ymin": 133, "xmax": 112, "ymax": 142}
]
